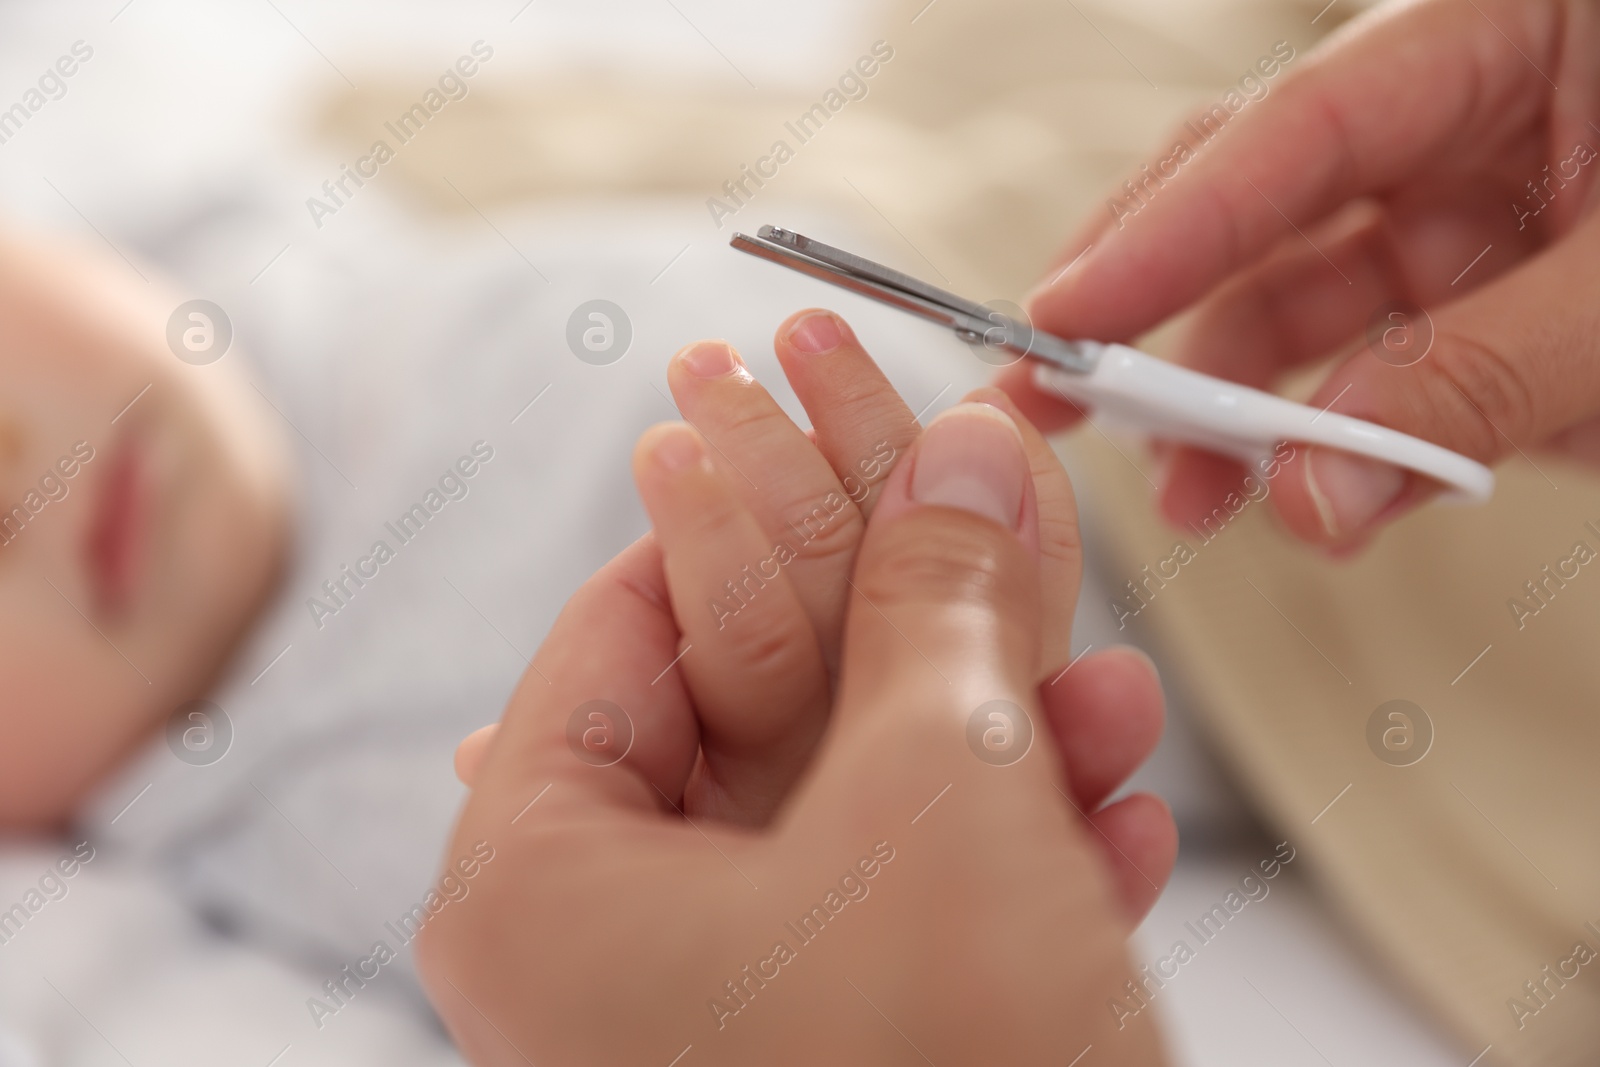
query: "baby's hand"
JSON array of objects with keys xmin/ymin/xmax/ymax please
[
  {"xmin": 662, "ymin": 309, "xmax": 1079, "ymax": 679},
  {"xmin": 461, "ymin": 309, "xmax": 1174, "ymax": 916}
]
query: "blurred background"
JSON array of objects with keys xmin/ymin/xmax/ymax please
[
  {"xmin": 0, "ymin": 0, "xmax": 1348, "ymax": 296},
  {"xmin": 3, "ymin": 1, "xmax": 1579, "ymax": 1066}
]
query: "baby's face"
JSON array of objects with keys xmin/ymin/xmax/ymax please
[{"xmin": 0, "ymin": 227, "xmax": 291, "ymax": 828}]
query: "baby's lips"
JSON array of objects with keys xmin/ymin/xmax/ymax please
[{"xmin": 85, "ymin": 434, "xmax": 146, "ymax": 616}]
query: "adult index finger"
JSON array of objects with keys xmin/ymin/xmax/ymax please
[{"xmin": 1027, "ymin": 1, "xmax": 1557, "ymax": 344}]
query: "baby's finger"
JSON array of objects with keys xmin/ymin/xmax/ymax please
[
  {"xmin": 667, "ymin": 340, "xmax": 865, "ymax": 674},
  {"xmin": 962, "ymin": 386, "xmax": 1081, "ymax": 675},
  {"xmin": 773, "ymin": 309, "xmax": 920, "ymax": 516},
  {"xmin": 634, "ymin": 422, "xmax": 830, "ymax": 825}
]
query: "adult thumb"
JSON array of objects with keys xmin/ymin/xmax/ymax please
[
  {"xmin": 833, "ymin": 402, "xmax": 1044, "ymax": 746},
  {"xmin": 1273, "ymin": 211, "xmax": 1600, "ymax": 544}
]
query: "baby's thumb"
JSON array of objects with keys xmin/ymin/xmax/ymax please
[
  {"xmin": 833, "ymin": 403, "xmax": 1043, "ymax": 753},
  {"xmin": 1274, "ymin": 211, "xmax": 1600, "ymax": 543}
]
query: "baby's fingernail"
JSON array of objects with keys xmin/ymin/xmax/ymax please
[
  {"xmin": 786, "ymin": 310, "xmax": 844, "ymax": 355},
  {"xmin": 1304, "ymin": 448, "xmax": 1406, "ymax": 538},
  {"xmin": 912, "ymin": 403, "xmax": 1028, "ymax": 529},
  {"xmin": 678, "ymin": 340, "xmax": 739, "ymax": 379},
  {"xmin": 652, "ymin": 425, "xmax": 706, "ymax": 472}
]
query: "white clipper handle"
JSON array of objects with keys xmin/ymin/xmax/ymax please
[{"xmin": 1032, "ymin": 344, "xmax": 1494, "ymax": 503}]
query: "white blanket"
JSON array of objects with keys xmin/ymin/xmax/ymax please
[{"xmin": 0, "ymin": 844, "xmax": 460, "ymax": 1067}]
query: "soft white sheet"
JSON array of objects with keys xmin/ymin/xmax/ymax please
[{"xmin": 0, "ymin": 846, "xmax": 460, "ymax": 1067}]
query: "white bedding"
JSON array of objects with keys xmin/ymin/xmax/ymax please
[{"xmin": 0, "ymin": 845, "xmax": 461, "ymax": 1067}]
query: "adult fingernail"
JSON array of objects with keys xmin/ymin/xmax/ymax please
[
  {"xmin": 786, "ymin": 310, "xmax": 844, "ymax": 355},
  {"xmin": 678, "ymin": 340, "xmax": 739, "ymax": 379},
  {"xmin": 1304, "ymin": 448, "xmax": 1406, "ymax": 538},
  {"xmin": 1115, "ymin": 645, "xmax": 1160, "ymax": 683},
  {"xmin": 912, "ymin": 403, "xmax": 1028, "ymax": 529}
]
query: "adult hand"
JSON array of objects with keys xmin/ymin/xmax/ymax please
[
  {"xmin": 420, "ymin": 406, "xmax": 1170, "ymax": 1066},
  {"xmin": 1003, "ymin": 0, "xmax": 1600, "ymax": 550},
  {"xmin": 455, "ymin": 312, "xmax": 1174, "ymax": 893}
]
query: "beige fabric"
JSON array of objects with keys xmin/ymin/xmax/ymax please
[
  {"xmin": 1075, "ymin": 431, "xmax": 1600, "ymax": 1067},
  {"xmin": 313, "ymin": 1, "xmax": 1326, "ymax": 296},
  {"xmin": 317, "ymin": 0, "xmax": 1599, "ymax": 1063}
]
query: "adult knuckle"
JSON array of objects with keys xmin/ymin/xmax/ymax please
[
  {"xmin": 1425, "ymin": 330, "xmax": 1535, "ymax": 456},
  {"xmin": 860, "ymin": 513, "xmax": 1021, "ymax": 610},
  {"xmin": 1304, "ymin": 87, "xmax": 1364, "ymax": 204}
]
